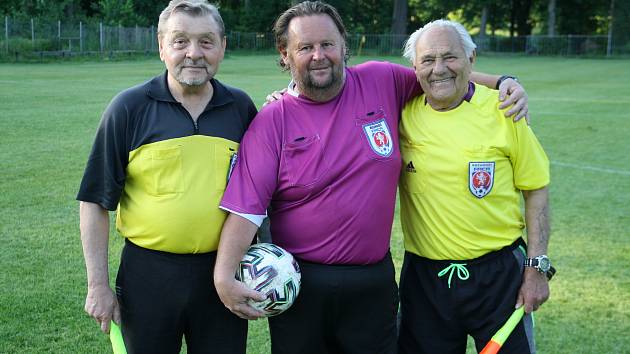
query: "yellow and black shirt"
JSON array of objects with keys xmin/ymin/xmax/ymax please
[{"xmin": 77, "ymin": 72, "xmax": 257, "ymax": 253}]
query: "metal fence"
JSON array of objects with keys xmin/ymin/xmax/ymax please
[
  {"xmin": 2, "ymin": 17, "xmax": 157, "ymax": 56},
  {"xmin": 2, "ymin": 17, "xmax": 629, "ymax": 59},
  {"xmin": 525, "ymin": 35, "xmax": 612, "ymax": 56},
  {"xmin": 476, "ymin": 35, "xmax": 618, "ymax": 56}
]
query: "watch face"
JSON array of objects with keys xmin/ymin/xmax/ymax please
[{"xmin": 538, "ymin": 257, "xmax": 551, "ymax": 272}]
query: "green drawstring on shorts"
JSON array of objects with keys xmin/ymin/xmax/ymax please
[{"xmin": 438, "ymin": 263, "xmax": 469, "ymax": 289}]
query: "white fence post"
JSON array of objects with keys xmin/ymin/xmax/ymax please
[
  {"xmin": 31, "ymin": 18, "xmax": 35, "ymax": 48},
  {"xmin": 607, "ymin": 23, "xmax": 613, "ymax": 57},
  {"xmin": 5, "ymin": 16, "xmax": 8, "ymax": 54},
  {"xmin": 100, "ymin": 22, "xmax": 104, "ymax": 52},
  {"xmin": 79, "ymin": 21, "xmax": 83, "ymax": 52},
  {"xmin": 607, "ymin": 0, "xmax": 615, "ymax": 57},
  {"xmin": 58, "ymin": 20, "xmax": 61, "ymax": 51}
]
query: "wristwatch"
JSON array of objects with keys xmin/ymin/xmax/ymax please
[
  {"xmin": 495, "ymin": 75, "xmax": 518, "ymax": 89},
  {"xmin": 524, "ymin": 255, "xmax": 556, "ymax": 280}
]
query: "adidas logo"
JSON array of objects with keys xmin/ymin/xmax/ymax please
[{"xmin": 406, "ymin": 161, "xmax": 416, "ymax": 173}]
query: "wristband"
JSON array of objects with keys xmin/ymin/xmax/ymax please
[{"xmin": 496, "ymin": 75, "xmax": 518, "ymax": 89}]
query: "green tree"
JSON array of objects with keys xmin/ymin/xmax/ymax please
[
  {"xmin": 547, "ymin": 0, "xmax": 556, "ymax": 35},
  {"xmin": 132, "ymin": 0, "xmax": 167, "ymax": 26},
  {"xmin": 6, "ymin": 0, "xmax": 89, "ymax": 20},
  {"xmin": 609, "ymin": 0, "xmax": 630, "ymax": 53},
  {"xmin": 96, "ymin": 0, "xmax": 141, "ymax": 26},
  {"xmin": 391, "ymin": 0, "xmax": 408, "ymax": 35},
  {"xmin": 554, "ymin": 0, "xmax": 609, "ymax": 34},
  {"xmin": 239, "ymin": 0, "xmax": 289, "ymax": 32},
  {"xmin": 1, "ymin": 0, "xmax": 18, "ymax": 16},
  {"xmin": 217, "ymin": 0, "xmax": 394, "ymax": 34},
  {"xmin": 509, "ymin": 0, "xmax": 536, "ymax": 36},
  {"xmin": 323, "ymin": 0, "xmax": 393, "ymax": 33}
]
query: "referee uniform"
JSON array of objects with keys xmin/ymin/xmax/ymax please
[
  {"xmin": 220, "ymin": 61, "xmax": 420, "ymax": 354},
  {"xmin": 77, "ymin": 72, "xmax": 256, "ymax": 353},
  {"xmin": 398, "ymin": 83, "xmax": 550, "ymax": 354}
]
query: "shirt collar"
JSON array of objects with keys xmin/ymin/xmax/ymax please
[
  {"xmin": 424, "ymin": 81, "xmax": 476, "ymax": 106},
  {"xmin": 147, "ymin": 71, "xmax": 234, "ymax": 110},
  {"xmin": 463, "ymin": 81, "xmax": 475, "ymax": 102},
  {"xmin": 287, "ymin": 80, "xmax": 299, "ymax": 97}
]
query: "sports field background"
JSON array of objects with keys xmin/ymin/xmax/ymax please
[{"xmin": 1, "ymin": 54, "xmax": 629, "ymax": 353}]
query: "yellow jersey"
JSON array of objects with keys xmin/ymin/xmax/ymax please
[{"xmin": 399, "ymin": 84, "xmax": 549, "ymax": 260}]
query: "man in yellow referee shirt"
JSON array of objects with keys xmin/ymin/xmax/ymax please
[{"xmin": 397, "ymin": 20, "xmax": 552, "ymax": 354}]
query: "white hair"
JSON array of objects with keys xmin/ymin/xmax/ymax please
[{"xmin": 403, "ymin": 19, "xmax": 477, "ymax": 63}]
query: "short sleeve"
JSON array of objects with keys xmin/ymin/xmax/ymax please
[
  {"xmin": 220, "ymin": 111, "xmax": 280, "ymax": 215},
  {"xmin": 511, "ymin": 121, "xmax": 550, "ymax": 190},
  {"xmin": 76, "ymin": 94, "xmax": 131, "ymax": 210},
  {"xmin": 388, "ymin": 62, "xmax": 422, "ymax": 107},
  {"xmin": 247, "ymin": 97, "xmax": 258, "ymax": 122}
]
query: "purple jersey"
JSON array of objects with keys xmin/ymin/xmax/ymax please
[{"xmin": 221, "ymin": 61, "xmax": 419, "ymax": 264}]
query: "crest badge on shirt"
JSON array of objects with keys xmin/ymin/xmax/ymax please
[
  {"xmin": 362, "ymin": 118, "xmax": 393, "ymax": 157},
  {"xmin": 469, "ymin": 162, "xmax": 495, "ymax": 198}
]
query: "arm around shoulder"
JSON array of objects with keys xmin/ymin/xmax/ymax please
[
  {"xmin": 470, "ymin": 71, "xmax": 502, "ymax": 89},
  {"xmin": 471, "ymin": 72, "xmax": 529, "ymax": 121}
]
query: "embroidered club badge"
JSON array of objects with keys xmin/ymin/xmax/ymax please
[
  {"xmin": 469, "ymin": 162, "xmax": 495, "ymax": 198},
  {"xmin": 362, "ymin": 119, "xmax": 393, "ymax": 157}
]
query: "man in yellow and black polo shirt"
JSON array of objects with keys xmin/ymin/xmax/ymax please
[
  {"xmin": 397, "ymin": 20, "xmax": 552, "ymax": 354},
  {"xmin": 76, "ymin": 1, "xmax": 259, "ymax": 353}
]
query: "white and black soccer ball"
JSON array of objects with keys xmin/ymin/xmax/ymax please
[{"xmin": 236, "ymin": 243, "xmax": 301, "ymax": 317}]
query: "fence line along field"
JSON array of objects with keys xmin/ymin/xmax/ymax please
[
  {"xmin": 0, "ymin": 55, "xmax": 628, "ymax": 353},
  {"xmin": 3, "ymin": 16, "xmax": 630, "ymax": 58}
]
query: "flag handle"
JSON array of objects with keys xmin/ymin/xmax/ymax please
[
  {"xmin": 480, "ymin": 307, "xmax": 525, "ymax": 354},
  {"xmin": 110, "ymin": 321, "xmax": 127, "ymax": 354}
]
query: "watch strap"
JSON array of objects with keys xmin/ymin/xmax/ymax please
[
  {"xmin": 524, "ymin": 256, "xmax": 555, "ymax": 281},
  {"xmin": 495, "ymin": 75, "xmax": 518, "ymax": 89},
  {"xmin": 523, "ymin": 257, "xmax": 538, "ymax": 268},
  {"xmin": 546, "ymin": 265, "xmax": 556, "ymax": 281}
]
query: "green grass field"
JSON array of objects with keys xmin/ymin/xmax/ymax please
[{"xmin": 1, "ymin": 54, "xmax": 629, "ymax": 353}]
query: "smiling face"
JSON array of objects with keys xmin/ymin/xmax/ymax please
[
  {"xmin": 281, "ymin": 14, "xmax": 346, "ymax": 101},
  {"xmin": 159, "ymin": 12, "xmax": 225, "ymax": 88},
  {"xmin": 414, "ymin": 26, "xmax": 474, "ymax": 110}
]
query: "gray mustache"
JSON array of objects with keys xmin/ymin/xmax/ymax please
[{"xmin": 181, "ymin": 59, "xmax": 209, "ymax": 67}]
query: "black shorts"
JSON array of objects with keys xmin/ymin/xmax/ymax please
[
  {"xmin": 268, "ymin": 252, "xmax": 398, "ymax": 354},
  {"xmin": 398, "ymin": 240, "xmax": 536, "ymax": 354},
  {"xmin": 116, "ymin": 240, "xmax": 247, "ymax": 354}
]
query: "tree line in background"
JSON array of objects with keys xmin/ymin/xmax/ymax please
[{"xmin": 2, "ymin": 0, "xmax": 628, "ymax": 41}]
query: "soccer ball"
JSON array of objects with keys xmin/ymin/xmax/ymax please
[{"xmin": 236, "ymin": 243, "xmax": 301, "ymax": 317}]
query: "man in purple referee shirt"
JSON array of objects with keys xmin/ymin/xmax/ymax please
[{"xmin": 213, "ymin": 2, "xmax": 528, "ymax": 353}]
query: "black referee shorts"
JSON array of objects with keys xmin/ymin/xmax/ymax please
[
  {"xmin": 268, "ymin": 252, "xmax": 398, "ymax": 354},
  {"xmin": 398, "ymin": 239, "xmax": 536, "ymax": 354},
  {"xmin": 115, "ymin": 240, "xmax": 247, "ymax": 354}
]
